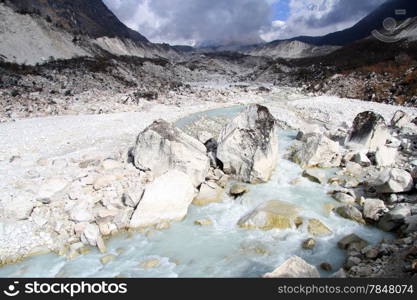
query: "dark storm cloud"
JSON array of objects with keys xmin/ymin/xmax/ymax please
[
  {"xmin": 103, "ymin": 0, "xmax": 389, "ymax": 44},
  {"xmin": 103, "ymin": 0, "xmax": 274, "ymax": 45}
]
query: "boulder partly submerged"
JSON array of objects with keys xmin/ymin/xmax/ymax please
[
  {"xmin": 133, "ymin": 119, "xmax": 210, "ymax": 187},
  {"xmin": 263, "ymin": 256, "xmax": 320, "ymax": 278},
  {"xmin": 129, "ymin": 170, "xmax": 195, "ymax": 228},
  {"xmin": 237, "ymin": 200, "xmax": 301, "ymax": 230},
  {"xmin": 217, "ymin": 104, "xmax": 279, "ymax": 184}
]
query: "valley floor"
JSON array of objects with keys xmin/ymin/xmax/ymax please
[{"xmin": 1, "ymin": 83, "xmax": 417, "ymax": 277}]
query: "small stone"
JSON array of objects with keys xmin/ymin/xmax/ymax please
[
  {"xmin": 323, "ymin": 203, "xmax": 336, "ymax": 216},
  {"xmin": 354, "ymin": 152, "xmax": 371, "ymax": 167},
  {"xmin": 97, "ymin": 236, "xmax": 107, "ymax": 253},
  {"xmin": 345, "ymin": 256, "xmax": 361, "ymax": 269},
  {"xmin": 37, "ymin": 178, "xmax": 69, "ymax": 199},
  {"xmin": 302, "ymin": 238, "xmax": 316, "ymax": 250},
  {"xmin": 102, "ymin": 159, "xmax": 121, "ymax": 170},
  {"xmin": 93, "ymin": 175, "xmax": 116, "ymax": 190},
  {"xmin": 194, "ymin": 219, "xmax": 213, "ymax": 226},
  {"xmin": 307, "ymin": 219, "xmax": 332, "ymax": 236},
  {"xmin": 335, "ymin": 205, "xmax": 366, "ymax": 224},
  {"xmin": 330, "ymin": 268, "xmax": 346, "ymax": 278},
  {"xmin": 79, "ymin": 159, "xmax": 101, "ymax": 169},
  {"xmin": 140, "ymin": 259, "xmax": 160, "ymax": 269},
  {"xmin": 155, "ymin": 222, "xmax": 171, "ymax": 230},
  {"xmin": 332, "ymin": 192, "xmax": 356, "ymax": 205},
  {"xmin": 193, "ymin": 181, "xmax": 224, "ymax": 206},
  {"xmin": 100, "ymin": 254, "xmax": 116, "ymax": 264},
  {"xmin": 320, "ymin": 262, "xmax": 333, "ymax": 272},
  {"xmin": 302, "ymin": 169, "xmax": 326, "ymax": 184},
  {"xmin": 263, "ymin": 256, "xmax": 320, "ymax": 278},
  {"xmin": 52, "ymin": 158, "xmax": 68, "ymax": 168},
  {"xmin": 365, "ymin": 248, "xmax": 379, "ymax": 259},
  {"xmin": 338, "ymin": 234, "xmax": 368, "ymax": 250},
  {"xmin": 229, "ymin": 184, "xmax": 249, "ymax": 197},
  {"xmin": 37, "ymin": 158, "xmax": 48, "ymax": 166}
]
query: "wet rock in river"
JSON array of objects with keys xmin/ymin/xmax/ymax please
[
  {"xmin": 217, "ymin": 104, "xmax": 279, "ymax": 184},
  {"xmin": 237, "ymin": 200, "xmax": 301, "ymax": 230},
  {"xmin": 129, "ymin": 170, "xmax": 195, "ymax": 228},
  {"xmin": 263, "ymin": 256, "xmax": 320, "ymax": 278}
]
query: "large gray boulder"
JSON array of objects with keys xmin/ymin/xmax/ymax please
[
  {"xmin": 378, "ymin": 205, "xmax": 411, "ymax": 232},
  {"xmin": 346, "ymin": 111, "xmax": 389, "ymax": 151},
  {"xmin": 133, "ymin": 120, "xmax": 210, "ymax": 187},
  {"xmin": 292, "ymin": 133, "xmax": 341, "ymax": 168},
  {"xmin": 263, "ymin": 256, "xmax": 320, "ymax": 278},
  {"xmin": 371, "ymin": 168, "xmax": 414, "ymax": 194},
  {"xmin": 217, "ymin": 105, "xmax": 278, "ymax": 184}
]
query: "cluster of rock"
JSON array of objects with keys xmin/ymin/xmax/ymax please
[
  {"xmin": 129, "ymin": 104, "xmax": 279, "ymax": 228},
  {"xmin": 304, "ymin": 69, "xmax": 417, "ymax": 107},
  {"xmin": 0, "ymin": 104, "xmax": 281, "ymax": 265},
  {"xmin": 288, "ymin": 109, "xmax": 417, "ymax": 277}
]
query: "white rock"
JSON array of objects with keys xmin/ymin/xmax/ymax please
[
  {"xmin": 133, "ymin": 120, "xmax": 209, "ymax": 187},
  {"xmin": 192, "ymin": 181, "xmax": 224, "ymax": 206},
  {"xmin": 373, "ymin": 168, "xmax": 414, "ymax": 194},
  {"xmin": 122, "ymin": 191, "xmax": 143, "ymax": 208},
  {"xmin": 129, "ymin": 170, "xmax": 195, "ymax": 228},
  {"xmin": 69, "ymin": 200, "xmax": 94, "ymax": 223},
  {"xmin": 102, "ymin": 159, "xmax": 121, "ymax": 170},
  {"xmin": 263, "ymin": 256, "xmax": 320, "ymax": 278},
  {"xmin": 37, "ymin": 178, "xmax": 69, "ymax": 199},
  {"xmin": 391, "ymin": 110, "xmax": 415, "ymax": 128},
  {"xmin": 217, "ymin": 105, "xmax": 279, "ymax": 183},
  {"xmin": 52, "ymin": 158, "xmax": 68, "ymax": 168},
  {"xmin": 346, "ymin": 111, "xmax": 389, "ymax": 151},
  {"xmin": 353, "ymin": 151, "xmax": 371, "ymax": 167},
  {"xmin": 93, "ymin": 175, "xmax": 117, "ymax": 191},
  {"xmin": 81, "ymin": 223, "xmax": 100, "ymax": 247},
  {"xmin": 197, "ymin": 131, "xmax": 213, "ymax": 144},
  {"xmin": 375, "ymin": 146, "xmax": 397, "ymax": 167},
  {"xmin": 293, "ymin": 133, "xmax": 341, "ymax": 168},
  {"xmin": 332, "ymin": 192, "xmax": 356, "ymax": 205},
  {"xmin": 0, "ymin": 195, "xmax": 34, "ymax": 221},
  {"xmin": 237, "ymin": 200, "xmax": 301, "ymax": 230},
  {"xmin": 363, "ymin": 198, "xmax": 388, "ymax": 221}
]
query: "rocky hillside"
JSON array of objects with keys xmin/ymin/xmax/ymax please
[
  {"xmin": 247, "ymin": 40, "xmax": 339, "ymax": 59},
  {"xmin": 282, "ymin": 0, "xmax": 417, "ymax": 46},
  {"xmin": 7, "ymin": 0, "xmax": 149, "ymax": 43},
  {"xmin": 0, "ymin": 0, "xmax": 179, "ymax": 64}
]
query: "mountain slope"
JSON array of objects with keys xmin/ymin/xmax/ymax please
[
  {"xmin": 277, "ymin": 0, "xmax": 417, "ymax": 46},
  {"xmin": 7, "ymin": 0, "xmax": 149, "ymax": 43},
  {"xmin": 247, "ymin": 40, "xmax": 339, "ymax": 59},
  {"xmin": 0, "ymin": 0, "xmax": 179, "ymax": 64}
]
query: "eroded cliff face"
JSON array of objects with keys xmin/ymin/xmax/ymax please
[{"xmin": 0, "ymin": 0, "xmax": 179, "ymax": 65}]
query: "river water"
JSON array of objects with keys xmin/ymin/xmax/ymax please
[{"xmin": 0, "ymin": 105, "xmax": 392, "ymax": 278}]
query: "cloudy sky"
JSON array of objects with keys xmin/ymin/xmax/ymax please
[{"xmin": 103, "ymin": 0, "xmax": 387, "ymax": 46}]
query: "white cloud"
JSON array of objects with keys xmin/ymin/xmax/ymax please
[
  {"xmin": 103, "ymin": 0, "xmax": 387, "ymax": 45},
  {"xmin": 104, "ymin": 0, "xmax": 273, "ymax": 45},
  {"xmin": 268, "ymin": 0, "xmax": 387, "ymax": 40}
]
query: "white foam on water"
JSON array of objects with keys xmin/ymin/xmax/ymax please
[{"xmin": 0, "ymin": 130, "xmax": 392, "ymax": 278}]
